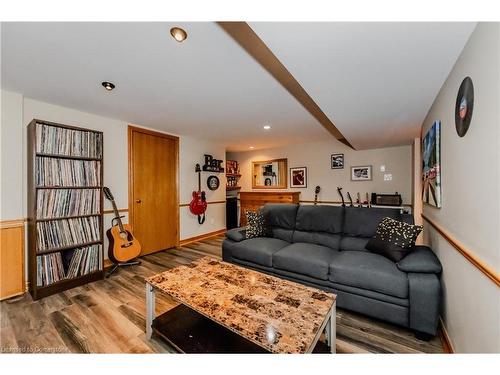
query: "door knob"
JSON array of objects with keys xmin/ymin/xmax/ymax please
[{"xmin": 136, "ymin": 199, "xmax": 142, "ymax": 203}]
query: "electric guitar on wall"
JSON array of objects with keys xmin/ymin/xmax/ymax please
[
  {"xmin": 337, "ymin": 187, "xmax": 346, "ymax": 207},
  {"xmin": 347, "ymin": 192, "xmax": 355, "ymax": 207},
  {"xmin": 103, "ymin": 187, "xmax": 141, "ymax": 276},
  {"xmin": 314, "ymin": 186, "xmax": 321, "ymax": 205},
  {"xmin": 189, "ymin": 164, "xmax": 207, "ymax": 224}
]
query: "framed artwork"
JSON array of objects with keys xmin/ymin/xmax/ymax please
[
  {"xmin": 290, "ymin": 167, "xmax": 307, "ymax": 188},
  {"xmin": 331, "ymin": 153, "xmax": 344, "ymax": 169},
  {"xmin": 351, "ymin": 165, "xmax": 372, "ymax": 181},
  {"xmin": 422, "ymin": 120, "xmax": 441, "ymax": 208}
]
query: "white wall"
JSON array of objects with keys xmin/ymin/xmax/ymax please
[
  {"xmin": 179, "ymin": 136, "xmax": 226, "ymax": 240},
  {"xmin": 421, "ymin": 23, "xmax": 500, "ymax": 353},
  {"xmin": 228, "ymin": 140, "xmax": 412, "ymax": 205},
  {"xmin": 1, "ymin": 91, "xmax": 226, "ymax": 267},
  {"xmin": 0, "ymin": 90, "xmax": 24, "ymax": 221}
]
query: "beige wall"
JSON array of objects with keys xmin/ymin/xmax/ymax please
[
  {"xmin": 1, "ymin": 90, "xmax": 24, "ymax": 221},
  {"xmin": 228, "ymin": 140, "xmax": 413, "ymax": 205},
  {"xmin": 1, "ymin": 91, "xmax": 226, "ymax": 267},
  {"xmin": 421, "ymin": 23, "xmax": 500, "ymax": 353}
]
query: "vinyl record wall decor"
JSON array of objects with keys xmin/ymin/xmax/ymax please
[{"xmin": 455, "ymin": 77, "xmax": 474, "ymax": 137}]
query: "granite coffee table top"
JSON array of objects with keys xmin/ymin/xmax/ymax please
[{"xmin": 146, "ymin": 257, "xmax": 336, "ymax": 353}]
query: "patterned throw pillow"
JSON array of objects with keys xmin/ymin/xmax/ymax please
[
  {"xmin": 245, "ymin": 210, "xmax": 270, "ymax": 239},
  {"xmin": 365, "ymin": 217, "xmax": 423, "ymax": 262}
]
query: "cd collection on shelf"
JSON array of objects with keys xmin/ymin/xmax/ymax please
[
  {"xmin": 36, "ymin": 123, "xmax": 102, "ymax": 158},
  {"xmin": 36, "ymin": 188, "xmax": 100, "ymax": 218},
  {"xmin": 36, "ymin": 216, "xmax": 101, "ymax": 252},
  {"xmin": 36, "ymin": 245, "xmax": 102, "ymax": 286},
  {"xmin": 28, "ymin": 119, "xmax": 105, "ymax": 299},
  {"xmin": 36, "ymin": 158, "xmax": 101, "ymax": 187}
]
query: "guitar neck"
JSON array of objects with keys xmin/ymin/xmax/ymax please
[{"xmin": 111, "ymin": 199, "xmax": 125, "ymax": 232}]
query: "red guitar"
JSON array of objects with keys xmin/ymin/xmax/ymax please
[{"xmin": 189, "ymin": 164, "xmax": 207, "ymax": 224}]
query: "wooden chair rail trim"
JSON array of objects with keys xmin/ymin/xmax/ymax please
[
  {"xmin": 422, "ymin": 213, "xmax": 500, "ymax": 287},
  {"xmin": 179, "ymin": 200, "xmax": 226, "ymax": 208},
  {"xmin": 103, "ymin": 208, "xmax": 129, "ymax": 214},
  {"xmin": 0, "ymin": 219, "xmax": 26, "ymax": 229}
]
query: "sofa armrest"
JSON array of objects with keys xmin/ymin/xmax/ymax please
[
  {"xmin": 226, "ymin": 227, "xmax": 247, "ymax": 242},
  {"xmin": 397, "ymin": 245, "xmax": 442, "ymax": 274}
]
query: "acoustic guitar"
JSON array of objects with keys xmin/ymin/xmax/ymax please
[{"xmin": 103, "ymin": 187, "xmax": 141, "ymax": 264}]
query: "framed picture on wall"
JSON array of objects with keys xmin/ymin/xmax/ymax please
[
  {"xmin": 290, "ymin": 167, "xmax": 307, "ymax": 188},
  {"xmin": 351, "ymin": 165, "xmax": 372, "ymax": 181},
  {"xmin": 422, "ymin": 120, "xmax": 441, "ymax": 208},
  {"xmin": 331, "ymin": 153, "xmax": 344, "ymax": 169}
]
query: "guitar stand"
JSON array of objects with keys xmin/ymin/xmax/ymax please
[{"xmin": 106, "ymin": 259, "xmax": 141, "ymax": 278}]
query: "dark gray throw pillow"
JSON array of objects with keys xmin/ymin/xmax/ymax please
[
  {"xmin": 245, "ymin": 210, "xmax": 270, "ymax": 239},
  {"xmin": 365, "ymin": 217, "xmax": 423, "ymax": 262}
]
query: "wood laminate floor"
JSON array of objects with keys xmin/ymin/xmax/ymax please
[{"xmin": 0, "ymin": 236, "xmax": 444, "ymax": 354}]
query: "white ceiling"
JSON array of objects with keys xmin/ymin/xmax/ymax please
[
  {"xmin": 1, "ymin": 22, "xmax": 327, "ymax": 152},
  {"xmin": 1, "ymin": 22, "xmax": 475, "ymax": 151},
  {"xmin": 250, "ymin": 22, "xmax": 476, "ymax": 149}
]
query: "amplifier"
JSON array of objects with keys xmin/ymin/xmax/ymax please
[{"xmin": 371, "ymin": 192, "xmax": 402, "ymax": 207}]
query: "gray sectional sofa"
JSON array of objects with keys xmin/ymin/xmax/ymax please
[{"xmin": 222, "ymin": 203, "xmax": 442, "ymax": 338}]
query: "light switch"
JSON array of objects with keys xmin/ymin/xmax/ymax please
[{"xmin": 380, "ymin": 165, "xmax": 386, "ymax": 172}]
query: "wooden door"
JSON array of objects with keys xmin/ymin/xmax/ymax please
[{"xmin": 129, "ymin": 126, "xmax": 179, "ymax": 255}]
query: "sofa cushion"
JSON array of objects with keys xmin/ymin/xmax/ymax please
[
  {"xmin": 343, "ymin": 207, "xmax": 402, "ymax": 238},
  {"xmin": 292, "ymin": 230, "xmax": 341, "ymax": 250},
  {"xmin": 339, "ymin": 236, "xmax": 370, "ymax": 252},
  {"xmin": 230, "ymin": 237, "xmax": 290, "ymax": 267},
  {"xmin": 273, "ymin": 243, "xmax": 339, "ymax": 280},
  {"xmin": 329, "ymin": 251, "xmax": 408, "ymax": 298},
  {"xmin": 295, "ymin": 205, "xmax": 344, "ymax": 234},
  {"xmin": 270, "ymin": 227, "xmax": 294, "ymax": 243},
  {"xmin": 261, "ymin": 204, "xmax": 298, "ymax": 229}
]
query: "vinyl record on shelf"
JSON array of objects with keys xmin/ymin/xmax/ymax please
[{"xmin": 455, "ymin": 76, "xmax": 474, "ymax": 137}]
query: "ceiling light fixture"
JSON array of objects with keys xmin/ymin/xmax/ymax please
[
  {"xmin": 101, "ymin": 81, "xmax": 115, "ymax": 91},
  {"xmin": 263, "ymin": 124, "xmax": 271, "ymax": 130},
  {"xmin": 170, "ymin": 27, "xmax": 188, "ymax": 42},
  {"xmin": 249, "ymin": 146, "xmax": 255, "ymax": 149}
]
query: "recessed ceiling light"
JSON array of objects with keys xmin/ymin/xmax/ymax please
[
  {"xmin": 101, "ymin": 81, "xmax": 115, "ymax": 91},
  {"xmin": 263, "ymin": 125, "xmax": 271, "ymax": 130},
  {"xmin": 249, "ymin": 146, "xmax": 255, "ymax": 149},
  {"xmin": 170, "ymin": 27, "xmax": 188, "ymax": 42}
]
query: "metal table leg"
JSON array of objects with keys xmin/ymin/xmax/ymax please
[
  {"xmin": 146, "ymin": 282, "xmax": 155, "ymax": 340},
  {"xmin": 326, "ymin": 301, "xmax": 336, "ymax": 353}
]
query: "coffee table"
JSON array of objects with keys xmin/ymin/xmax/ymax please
[{"xmin": 145, "ymin": 257, "xmax": 336, "ymax": 353}]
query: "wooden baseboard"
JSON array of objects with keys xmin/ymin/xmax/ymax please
[
  {"xmin": 179, "ymin": 229, "xmax": 226, "ymax": 247},
  {"xmin": 103, "ymin": 259, "xmax": 113, "ymax": 270},
  {"xmin": 439, "ymin": 317, "xmax": 454, "ymax": 353}
]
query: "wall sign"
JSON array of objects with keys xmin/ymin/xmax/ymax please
[
  {"xmin": 202, "ymin": 154, "xmax": 224, "ymax": 173},
  {"xmin": 455, "ymin": 77, "xmax": 474, "ymax": 137}
]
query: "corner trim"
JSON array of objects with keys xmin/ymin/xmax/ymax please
[
  {"xmin": 179, "ymin": 229, "xmax": 226, "ymax": 247},
  {"xmin": 422, "ymin": 213, "xmax": 500, "ymax": 287},
  {"xmin": 439, "ymin": 318, "xmax": 454, "ymax": 353}
]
